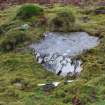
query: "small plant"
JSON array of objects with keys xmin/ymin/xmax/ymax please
[
  {"xmin": 49, "ymin": 10, "xmax": 75, "ymax": 32},
  {"xmin": 0, "ymin": 30, "xmax": 29, "ymax": 51},
  {"xmin": 0, "ymin": 26, "xmax": 4, "ymax": 35},
  {"xmin": 95, "ymin": 6, "xmax": 105, "ymax": 14},
  {"xmin": 96, "ymin": 6, "xmax": 105, "ymax": 11},
  {"xmin": 63, "ymin": 96, "xmax": 72, "ymax": 104},
  {"xmin": 54, "ymin": 90, "xmax": 66, "ymax": 98},
  {"xmin": 16, "ymin": 4, "xmax": 43, "ymax": 20}
]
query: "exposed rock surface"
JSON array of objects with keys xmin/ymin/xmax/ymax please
[{"xmin": 30, "ymin": 32, "xmax": 99, "ymax": 76}]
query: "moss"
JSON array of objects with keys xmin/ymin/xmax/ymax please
[
  {"xmin": 0, "ymin": 30, "xmax": 30, "ymax": 51},
  {"xmin": 96, "ymin": 6, "xmax": 105, "ymax": 11},
  {"xmin": 63, "ymin": 96, "xmax": 72, "ymax": 104},
  {"xmin": 0, "ymin": 26, "xmax": 4, "ymax": 35},
  {"xmin": 49, "ymin": 10, "xmax": 75, "ymax": 32},
  {"xmin": 81, "ymin": 63, "xmax": 102, "ymax": 80},
  {"xmin": 16, "ymin": 4, "xmax": 43, "ymax": 20}
]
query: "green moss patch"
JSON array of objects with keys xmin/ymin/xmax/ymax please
[{"xmin": 16, "ymin": 4, "xmax": 43, "ymax": 20}]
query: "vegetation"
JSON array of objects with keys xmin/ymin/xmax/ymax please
[
  {"xmin": 96, "ymin": 6, "xmax": 105, "ymax": 11},
  {"xmin": 16, "ymin": 4, "xmax": 43, "ymax": 20},
  {"xmin": 0, "ymin": 30, "xmax": 29, "ymax": 51},
  {"xmin": 0, "ymin": 3, "xmax": 105, "ymax": 105},
  {"xmin": 49, "ymin": 10, "xmax": 75, "ymax": 32}
]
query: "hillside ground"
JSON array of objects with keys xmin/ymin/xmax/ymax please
[{"xmin": 0, "ymin": 4, "xmax": 105, "ymax": 105}]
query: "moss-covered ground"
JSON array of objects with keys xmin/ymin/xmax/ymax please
[{"xmin": 0, "ymin": 4, "xmax": 105, "ymax": 105}]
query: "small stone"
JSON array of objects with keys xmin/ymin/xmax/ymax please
[
  {"xmin": 14, "ymin": 82, "xmax": 23, "ymax": 90},
  {"xmin": 20, "ymin": 24, "xmax": 30, "ymax": 31},
  {"xmin": 43, "ymin": 83, "xmax": 55, "ymax": 92}
]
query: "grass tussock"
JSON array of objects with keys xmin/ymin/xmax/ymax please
[{"xmin": 16, "ymin": 4, "xmax": 44, "ymax": 20}]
